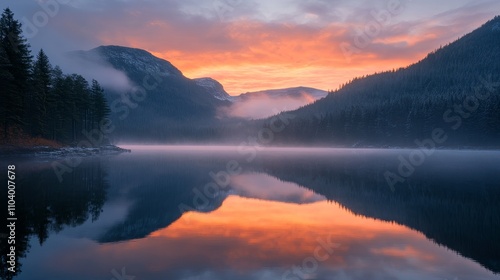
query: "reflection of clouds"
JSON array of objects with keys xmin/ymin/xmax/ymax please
[
  {"xmin": 231, "ymin": 173, "xmax": 326, "ymax": 203},
  {"xmin": 20, "ymin": 196, "xmax": 497, "ymax": 280}
]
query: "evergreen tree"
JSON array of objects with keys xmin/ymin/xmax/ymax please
[
  {"xmin": 0, "ymin": 8, "xmax": 112, "ymax": 145},
  {"xmin": 90, "ymin": 79, "xmax": 110, "ymax": 129},
  {"xmin": 47, "ymin": 66, "xmax": 64, "ymax": 141},
  {"xmin": 31, "ymin": 49, "xmax": 52, "ymax": 137},
  {"xmin": 0, "ymin": 8, "xmax": 32, "ymax": 132},
  {"xmin": 0, "ymin": 44, "xmax": 17, "ymax": 138}
]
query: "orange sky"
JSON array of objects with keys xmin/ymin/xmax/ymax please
[
  {"xmin": 12, "ymin": 0, "xmax": 500, "ymax": 95},
  {"xmin": 114, "ymin": 11, "xmax": 494, "ymax": 95}
]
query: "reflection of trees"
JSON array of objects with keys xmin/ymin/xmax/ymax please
[
  {"xmin": 99, "ymin": 157, "xmax": 229, "ymax": 243},
  {"xmin": 8, "ymin": 152, "xmax": 497, "ymax": 278},
  {"xmin": 0, "ymin": 159, "xmax": 109, "ymax": 280},
  {"xmin": 92, "ymin": 152, "xmax": 500, "ymax": 274},
  {"xmin": 251, "ymin": 154, "xmax": 500, "ymax": 274}
]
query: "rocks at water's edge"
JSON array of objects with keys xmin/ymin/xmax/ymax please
[{"xmin": 0, "ymin": 144, "xmax": 131, "ymax": 158}]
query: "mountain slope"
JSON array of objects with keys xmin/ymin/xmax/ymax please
[
  {"xmin": 268, "ymin": 16, "xmax": 500, "ymax": 147},
  {"xmin": 193, "ymin": 77, "xmax": 233, "ymax": 101},
  {"xmin": 70, "ymin": 46, "xmax": 229, "ymax": 141}
]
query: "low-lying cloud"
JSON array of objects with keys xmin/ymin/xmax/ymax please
[
  {"xmin": 61, "ymin": 52, "xmax": 134, "ymax": 93},
  {"xmin": 219, "ymin": 89, "xmax": 326, "ymax": 119}
]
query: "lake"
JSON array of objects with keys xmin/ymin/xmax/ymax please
[{"xmin": 1, "ymin": 146, "xmax": 500, "ymax": 280}]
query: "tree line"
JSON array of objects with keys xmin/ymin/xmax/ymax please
[
  {"xmin": 0, "ymin": 8, "xmax": 110, "ymax": 145},
  {"xmin": 264, "ymin": 16, "xmax": 500, "ymax": 148}
]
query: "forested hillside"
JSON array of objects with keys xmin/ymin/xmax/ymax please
[
  {"xmin": 267, "ymin": 16, "xmax": 500, "ymax": 148},
  {"xmin": 70, "ymin": 46, "xmax": 229, "ymax": 141},
  {"xmin": 0, "ymin": 8, "xmax": 110, "ymax": 146}
]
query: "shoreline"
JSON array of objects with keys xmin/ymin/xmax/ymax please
[{"xmin": 0, "ymin": 144, "xmax": 131, "ymax": 158}]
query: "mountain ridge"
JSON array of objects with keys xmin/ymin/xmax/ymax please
[
  {"xmin": 265, "ymin": 15, "xmax": 500, "ymax": 147},
  {"xmin": 69, "ymin": 45, "xmax": 228, "ymax": 141}
]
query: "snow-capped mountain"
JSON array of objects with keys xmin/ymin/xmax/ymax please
[
  {"xmin": 71, "ymin": 45, "xmax": 184, "ymax": 78},
  {"xmin": 193, "ymin": 77, "xmax": 234, "ymax": 101},
  {"xmin": 236, "ymin": 86, "xmax": 328, "ymax": 101},
  {"xmin": 69, "ymin": 45, "xmax": 229, "ymax": 140}
]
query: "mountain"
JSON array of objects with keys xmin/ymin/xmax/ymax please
[
  {"xmin": 217, "ymin": 86, "xmax": 328, "ymax": 119},
  {"xmin": 236, "ymin": 86, "xmax": 327, "ymax": 101},
  {"xmin": 70, "ymin": 46, "xmax": 229, "ymax": 141},
  {"xmin": 267, "ymin": 16, "xmax": 500, "ymax": 148},
  {"xmin": 193, "ymin": 77, "xmax": 233, "ymax": 101}
]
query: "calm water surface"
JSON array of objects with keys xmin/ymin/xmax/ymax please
[{"xmin": 1, "ymin": 146, "xmax": 500, "ymax": 280}]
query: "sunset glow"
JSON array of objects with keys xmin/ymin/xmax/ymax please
[
  {"xmin": 10, "ymin": 0, "xmax": 500, "ymax": 94},
  {"xmin": 46, "ymin": 195, "xmax": 494, "ymax": 279}
]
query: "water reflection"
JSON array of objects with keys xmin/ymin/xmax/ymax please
[
  {"xmin": 1, "ymin": 147, "xmax": 500, "ymax": 280},
  {"xmin": 0, "ymin": 158, "xmax": 109, "ymax": 280}
]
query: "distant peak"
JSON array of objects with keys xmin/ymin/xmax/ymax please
[
  {"xmin": 193, "ymin": 77, "xmax": 233, "ymax": 101},
  {"xmin": 93, "ymin": 45, "xmax": 153, "ymax": 55},
  {"xmin": 82, "ymin": 45, "xmax": 183, "ymax": 77}
]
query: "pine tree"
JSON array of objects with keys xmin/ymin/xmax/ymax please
[
  {"xmin": 0, "ymin": 44, "xmax": 17, "ymax": 138},
  {"xmin": 0, "ymin": 8, "xmax": 32, "ymax": 133},
  {"xmin": 47, "ymin": 66, "xmax": 64, "ymax": 140},
  {"xmin": 90, "ymin": 79, "xmax": 110, "ymax": 129},
  {"xmin": 66, "ymin": 74, "xmax": 89, "ymax": 142},
  {"xmin": 31, "ymin": 49, "xmax": 52, "ymax": 137}
]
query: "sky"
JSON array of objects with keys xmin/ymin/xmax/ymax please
[{"xmin": 4, "ymin": 0, "xmax": 500, "ymax": 95}]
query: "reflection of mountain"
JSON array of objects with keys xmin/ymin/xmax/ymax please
[
  {"xmin": 10, "ymin": 150, "xmax": 500, "ymax": 276},
  {"xmin": 98, "ymin": 156, "xmax": 323, "ymax": 243},
  {"xmin": 99, "ymin": 171, "xmax": 228, "ymax": 243},
  {"xmin": 96, "ymin": 150, "xmax": 500, "ymax": 275},
  {"xmin": 0, "ymin": 158, "xmax": 109, "ymax": 280},
  {"xmin": 250, "ymin": 151, "xmax": 500, "ymax": 274},
  {"xmin": 93, "ymin": 150, "xmax": 500, "ymax": 274}
]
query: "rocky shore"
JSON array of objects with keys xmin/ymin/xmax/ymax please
[{"xmin": 0, "ymin": 144, "xmax": 131, "ymax": 158}]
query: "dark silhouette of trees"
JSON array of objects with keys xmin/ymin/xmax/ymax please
[
  {"xmin": 0, "ymin": 8, "xmax": 110, "ymax": 145},
  {"xmin": 266, "ymin": 16, "xmax": 500, "ymax": 148},
  {"xmin": 31, "ymin": 49, "xmax": 51, "ymax": 137},
  {"xmin": 0, "ymin": 159, "xmax": 110, "ymax": 279},
  {"xmin": 0, "ymin": 8, "xmax": 31, "ymax": 137},
  {"xmin": 90, "ymin": 79, "xmax": 110, "ymax": 130}
]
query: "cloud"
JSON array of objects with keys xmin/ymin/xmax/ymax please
[
  {"xmin": 219, "ymin": 90, "xmax": 326, "ymax": 119},
  {"xmin": 231, "ymin": 173, "xmax": 326, "ymax": 203},
  {"xmin": 61, "ymin": 53, "xmax": 135, "ymax": 93},
  {"xmin": 6, "ymin": 0, "xmax": 500, "ymax": 93}
]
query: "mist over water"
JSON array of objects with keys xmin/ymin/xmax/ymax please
[
  {"xmin": 2, "ymin": 146, "xmax": 500, "ymax": 279},
  {"xmin": 219, "ymin": 92, "xmax": 325, "ymax": 119}
]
